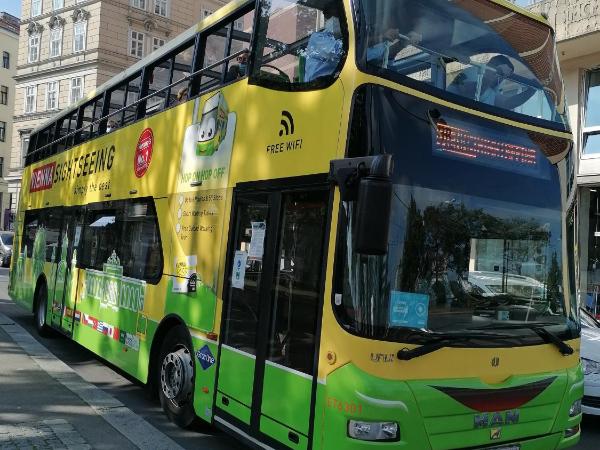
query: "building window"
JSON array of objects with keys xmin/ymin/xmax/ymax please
[
  {"xmin": 50, "ymin": 26, "xmax": 63, "ymax": 57},
  {"xmin": 73, "ymin": 20, "xmax": 87, "ymax": 53},
  {"xmin": 152, "ymin": 37, "xmax": 165, "ymax": 51},
  {"xmin": 46, "ymin": 81, "xmax": 59, "ymax": 110},
  {"xmin": 28, "ymin": 34, "xmax": 40, "ymax": 63},
  {"xmin": 130, "ymin": 30, "xmax": 145, "ymax": 58},
  {"xmin": 2, "ymin": 52, "xmax": 9, "ymax": 69},
  {"xmin": 0, "ymin": 86, "xmax": 7, "ymax": 105},
  {"xmin": 584, "ymin": 71, "xmax": 600, "ymax": 156},
  {"xmin": 0, "ymin": 157, "xmax": 4, "ymax": 177},
  {"xmin": 154, "ymin": 0, "xmax": 167, "ymax": 17},
  {"xmin": 70, "ymin": 77, "xmax": 83, "ymax": 104},
  {"xmin": 25, "ymin": 86, "xmax": 37, "ymax": 113},
  {"xmin": 31, "ymin": 0, "xmax": 42, "ymax": 17},
  {"xmin": 131, "ymin": 0, "xmax": 146, "ymax": 10},
  {"xmin": 52, "ymin": 0, "xmax": 64, "ymax": 10},
  {"xmin": 0, "ymin": 123, "xmax": 5, "ymax": 143}
]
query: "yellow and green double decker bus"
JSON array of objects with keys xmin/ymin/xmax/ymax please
[{"xmin": 10, "ymin": 0, "xmax": 583, "ymax": 448}]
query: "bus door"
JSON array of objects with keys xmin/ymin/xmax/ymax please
[
  {"xmin": 50, "ymin": 208, "xmax": 84, "ymax": 334},
  {"xmin": 216, "ymin": 182, "xmax": 330, "ymax": 450}
]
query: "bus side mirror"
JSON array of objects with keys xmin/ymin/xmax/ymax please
[{"xmin": 355, "ymin": 155, "xmax": 393, "ymax": 255}]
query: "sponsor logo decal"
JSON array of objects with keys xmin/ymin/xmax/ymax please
[
  {"xmin": 490, "ymin": 427, "xmax": 502, "ymax": 440},
  {"xmin": 135, "ymin": 128, "xmax": 153, "ymax": 178},
  {"xmin": 196, "ymin": 345, "xmax": 215, "ymax": 370},
  {"xmin": 30, "ymin": 162, "xmax": 56, "ymax": 192}
]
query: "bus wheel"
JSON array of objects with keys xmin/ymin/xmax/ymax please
[
  {"xmin": 158, "ymin": 325, "xmax": 196, "ymax": 428},
  {"xmin": 34, "ymin": 282, "xmax": 50, "ymax": 337}
]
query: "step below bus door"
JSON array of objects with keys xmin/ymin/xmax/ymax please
[
  {"xmin": 50, "ymin": 208, "xmax": 84, "ymax": 334},
  {"xmin": 215, "ymin": 184, "xmax": 330, "ymax": 450}
]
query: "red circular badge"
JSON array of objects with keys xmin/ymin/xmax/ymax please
[{"xmin": 134, "ymin": 128, "xmax": 154, "ymax": 178}]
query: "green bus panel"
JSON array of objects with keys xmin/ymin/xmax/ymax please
[
  {"xmin": 217, "ymin": 390, "xmax": 251, "ymax": 425},
  {"xmin": 260, "ymin": 415, "xmax": 308, "ymax": 450},
  {"xmin": 317, "ymin": 363, "xmax": 582, "ymax": 450},
  {"xmin": 216, "ymin": 345, "xmax": 255, "ymax": 422},
  {"xmin": 261, "ymin": 362, "xmax": 312, "ymax": 436},
  {"xmin": 192, "ymin": 336, "xmax": 218, "ymax": 423}
]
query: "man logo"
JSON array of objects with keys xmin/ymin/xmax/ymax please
[
  {"xmin": 279, "ymin": 110, "xmax": 295, "ymax": 136},
  {"xmin": 490, "ymin": 428, "xmax": 501, "ymax": 440},
  {"xmin": 491, "ymin": 356, "xmax": 500, "ymax": 367}
]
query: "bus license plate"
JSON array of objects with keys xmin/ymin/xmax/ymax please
[{"xmin": 485, "ymin": 446, "xmax": 520, "ymax": 450}]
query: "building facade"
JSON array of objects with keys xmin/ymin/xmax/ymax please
[
  {"xmin": 527, "ymin": 0, "xmax": 600, "ymax": 315},
  {"xmin": 8, "ymin": 0, "xmax": 228, "ymax": 227},
  {"xmin": 0, "ymin": 13, "xmax": 20, "ymax": 230}
]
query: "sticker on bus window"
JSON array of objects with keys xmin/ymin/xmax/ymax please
[
  {"xmin": 248, "ymin": 222, "xmax": 266, "ymax": 260},
  {"xmin": 232, "ymin": 250, "xmax": 247, "ymax": 290},
  {"xmin": 389, "ymin": 291, "xmax": 429, "ymax": 329}
]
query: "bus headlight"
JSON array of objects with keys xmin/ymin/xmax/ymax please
[
  {"xmin": 348, "ymin": 420, "xmax": 399, "ymax": 441},
  {"xmin": 582, "ymin": 358, "xmax": 600, "ymax": 376},
  {"xmin": 569, "ymin": 399, "xmax": 582, "ymax": 417}
]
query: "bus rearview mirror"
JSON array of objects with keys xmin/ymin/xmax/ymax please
[{"xmin": 355, "ymin": 155, "xmax": 393, "ymax": 255}]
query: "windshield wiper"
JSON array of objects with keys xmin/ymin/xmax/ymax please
[
  {"xmin": 397, "ymin": 332, "xmax": 516, "ymax": 361},
  {"xmin": 467, "ymin": 322, "xmax": 574, "ymax": 356}
]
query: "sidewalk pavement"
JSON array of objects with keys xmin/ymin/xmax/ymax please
[{"xmin": 0, "ymin": 313, "xmax": 182, "ymax": 450}]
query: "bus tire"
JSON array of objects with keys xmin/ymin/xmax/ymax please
[
  {"xmin": 34, "ymin": 282, "xmax": 51, "ymax": 337},
  {"xmin": 158, "ymin": 324, "xmax": 196, "ymax": 428}
]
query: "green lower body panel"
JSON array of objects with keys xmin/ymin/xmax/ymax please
[
  {"xmin": 260, "ymin": 415, "xmax": 308, "ymax": 450},
  {"xmin": 192, "ymin": 336, "xmax": 218, "ymax": 424},
  {"xmin": 315, "ymin": 363, "xmax": 582, "ymax": 450},
  {"xmin": 217, "ymin": 345, "xmax": 255, "ymax": 424}
]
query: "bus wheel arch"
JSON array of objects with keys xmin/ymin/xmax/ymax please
[
  {"xmin": 33, "ymin": 275, "xmax": 50, "ymax": 336},
  {"xmin": 149, "ymin": 315, "xmax": 197, "ymax": 428}
]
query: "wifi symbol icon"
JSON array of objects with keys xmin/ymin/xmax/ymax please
[{"xmin": 279, "ymin": 111, "xmax": 295, "ymax": 137}]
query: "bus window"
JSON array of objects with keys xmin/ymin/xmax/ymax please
[
  {"xmin": 22, "ymin": 211, "xmax": 38, "ymax": 258},
  {"xmin": 106, "ymin": 82, "xmax": 127, "ymax": 130},
  {"xmin": 91, "ymin": 97, "xmax": 105, "ymax": 137},
  {"xmin": 223, "ymin": 10, "xmax": 255, "ymax": 82},
  {"xmin": 43, "ymin": 208, "xmax": 63, "ymax": 263},
  {"xmin": 200, "ymin": 24, "xmax": 230, "ymax": 92},
  {"xmin": 124, "ymin": 72, "xmax": 142, "ymax": 125},
  {"xmin": 55, "ymin": 116, "xmax": 68, "ymax": 154},
  {"xmin": 79, "ymin": 198, "xmax": 162, "ymax": 282},
  {"xmin": 169, "ymin": 40, "xmax": 195, "ymax": 106},
  {"xmin": 145, "ymin": 58, "xmax": 171, "ymax": 116},
  {"xmin": 251, "ymin": 0, "xmax": 347, "ymax": 89},
  {"xmin": 78, "ymin": 100, "xmax": 95, "ymax": 144},
  {"xmin": 267, "ymin": 190, "xmax": 328, "ymax": 375},
  {"xmin": 36, "ymin": 127, "xmax": 49, "ymax": 155},
  {"xmin": 65, "ymin": 110, "xmax": 78, "ymax": 148}
]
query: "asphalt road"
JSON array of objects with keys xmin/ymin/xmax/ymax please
[{"xmin": 0, "ymin": 266, "xmax": 598, "ymax": 449}]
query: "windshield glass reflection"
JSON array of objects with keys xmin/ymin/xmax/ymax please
[{"xmin": 336, "ymin": 86, "xmax": 577, "ymax": 344}]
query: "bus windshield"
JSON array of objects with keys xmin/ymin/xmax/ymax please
[
  {"xmin": 356, "ymin": 0, "xmax": 568, "ymax": 128},
  {"xmin": 335, "ymin": 87, "xmax": 578, "ymax": 346}
]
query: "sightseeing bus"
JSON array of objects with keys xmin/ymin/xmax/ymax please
[{"xmin": 10, "ymin": 0, "xmax": 583, "ymax": 448}]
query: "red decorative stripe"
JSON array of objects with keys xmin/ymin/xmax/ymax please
[{"xmin": 430, "ymin": 377, "xmax": 556, "ymax": 412}]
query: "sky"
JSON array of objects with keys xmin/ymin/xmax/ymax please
[{"xmin": 3, "ymin": 0, "xmax": 21, "ymax": 18}]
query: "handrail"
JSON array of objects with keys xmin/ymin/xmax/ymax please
[{"xmin": 26, "ymin": 48, "xmax": 250, "ymax": 162}]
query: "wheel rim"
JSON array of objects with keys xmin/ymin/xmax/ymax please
[{"xmin": 160, "ymin": 347, "xmax": 193, "ymax": 403}]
